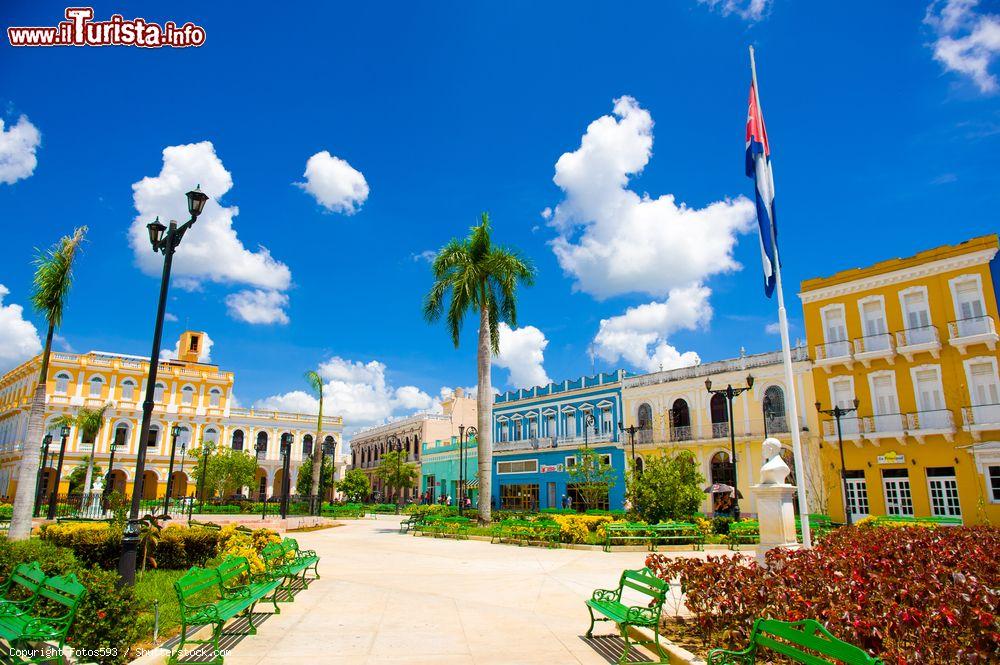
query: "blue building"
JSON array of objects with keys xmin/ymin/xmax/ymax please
[{"xmin": 490, "ymin": 370, "xmax": 628, "ymax": 511}]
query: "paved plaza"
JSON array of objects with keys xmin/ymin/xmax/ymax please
[{"xmin": 220, "ymin": 516, "xmax": 712, "ymax": 665}]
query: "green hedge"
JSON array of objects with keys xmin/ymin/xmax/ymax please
[{"xmin": 40, "ymin": 523, "xmax": 219, "ymax": 570}]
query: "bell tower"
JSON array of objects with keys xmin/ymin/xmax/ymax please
[{"xmin": 177, "ymin": 330, "xmax": 206, "ymax": 363}]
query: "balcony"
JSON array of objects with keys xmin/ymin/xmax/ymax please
[
  {"xmin": 895, "ymin": 325, "xmax": 941, "ymax": 361},
  {"xmin": 962, "ymin": 403, "xmax": 1000, "ymax": 441},
  {"xmin": 814, "ymin": 340, "xmax": 853, "ymax": 373},
  {"xmin": 494, "ymin": 436, "xmax": 557, "ymax": 452},
  {"xmin": 669, "ymin": 425, "xmax": 693, "ymax": 442},
  {"xmin": 763, "ymin": 415, "xmax": 790, "ymax": 434},
  {"xmin": 853, "ymin": 333, "xmax": 895, "ymax": 367},
  {"xmin": 636, "ymin": 429, "xmax": 656, "ymax": 445},
  {"xmin": 948, "ymin": 316, "xmax": 998, "ymax": 354},
  {"xmin": 862, "ymin": 413, "xmax": 907, "ymax": 443},
  {"xmin": 821, "ymin": 416, "xmax": 861, "ymax": 442},
  {"xmin": 711, "ymin": 422, "xmax": 730, "ymax": 439},
  {"xmin": 903, "ymin": 409, "xmax": 955, "ymax": 443}
]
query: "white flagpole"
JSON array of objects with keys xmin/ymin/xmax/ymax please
[{"xmin": 750, "ymin": 45, "xmax": 812, "ymax": 548}]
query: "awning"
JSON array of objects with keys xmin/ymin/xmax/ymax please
[{"xmin": 466, "ymin": 477, "xmax": 480, "ymax": 488}]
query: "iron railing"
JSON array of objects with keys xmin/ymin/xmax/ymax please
[
  {"xmin": 895, "ymin": 325, "xmax": 939, "ymax": 348},
  {"xmin": 948, "ymin": 315, "xmax": 996, "ymax": 340}
]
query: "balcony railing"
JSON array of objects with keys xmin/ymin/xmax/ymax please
[
  {"xmin": 903, "ymin": 409, "xmax": 954, "ymax": 435},
  {"xmin": 962, "ymin": 403, "xmax": 1000, "ymax": 428},
  {"xmin": 494, "ymin": 436, "xmax": 557, "ymax": 452},
  {"xmin": 821, "ymin": 416, "xmax": 861, "ymax": 439},
  {"xmin": 948, "ymin": 316, "xmax": 998, "ymax": 354},
  {"xmin": 863, "ymin": 413, "xmax": 906, "ymax": 437},
  {"xmin": 815, "ymin": 339, "xmax": 852, "ymax": 361},
  {"xmin": 763, "ymin": 415, "xmax": 790, "ymax": 434},
  {"xmin": 896, "ymin": 324, "xmax": 939, "ymax": 347},
  {"xmin": 636, "ymin": 429, "xmax": 655, "ymax": 445},
  {"xmin": 853, "ymin": 333, "xmax": 894, "ymax": 366},
  {"xmin": 711, "ymin": 422, "xmax": 730, "ymax": 439},
  {"xmin": 669, "ymin": 425, "xmax": 692, "ymax": 442}
]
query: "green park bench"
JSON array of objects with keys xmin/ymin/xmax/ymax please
[
  {"xmin": 727, "ymin": 520, "xmax": 761, "ymax": 550},
  {"xmin": 215, "ymin": 555, "xmax": 283, "ymax": 616},
  {"xmin": 261, "ymin": 538, "xmax": 321, "ymax": 592},
  {"xmin": 604, "ymin": 522, "xmax": 704, "ymax": 552},
  {"xmin": 415, "ymin": 516, "xmax": 471, "ymax": 539},
  {"xmin": 0, "ymin": 562, "xmax": 47, "ymax": 616},
  {"xmin": 585, "ymin": 567, "xmax": 667, "ymax": 664},
  {"xmin": 873, "ymin": 514, "xmax": 962, "ymax": 527},
  {"xmin": 325, "ymin": 503, "xmax": 366, "ymax": 519},
  {"xmin": 491, "ymin": 519, "xmax": 560, "ymax": 547},
  {"xmin": 707, "ymin": 618, "xmax": 883, "ymax": 664},
  {"xmin": 0, "ymin": 572, "xmax": 88, "ymax": 665}
]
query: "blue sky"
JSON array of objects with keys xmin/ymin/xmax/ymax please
[{"xmin": 0, "ymin": 1, "xmax": 998, "ymax": 435}]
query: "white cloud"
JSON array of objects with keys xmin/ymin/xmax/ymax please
[
  {"xmin": 296, "ymin": 150, "xmax": 369, "ymax": 214},
  {"xmin": 592, "ymin": 285, "xmax": 709, "ymax": 372},
  {"xmin": 164, "ymin": 312, "xmax": 179, "ymax": 323},
  {"xmin": 540, "ymin": 207, "xmax": 552, "ymax": 220},
  {"xmin": 549, "ymin": 96, "xmax": 755, "ymax": 300},
  {"xmin": 129, "ymin": 141, "xmax": 293, "ymax": 321},
  {"xmin": 412, "ymin": 250, "xmax": 436, "ymax": 263},
  {"xmin": 160, "ymin": 331, "xmax": 214, "ymax": 362},
  {"xmin": 225, "ymin": 289, "xmax": 290, "ymax": 325},
  {"xmin": 765, "ymin": 321, "xmax": 781, "ymax": 335},
  {"xmin": 0, "ymin": 115, "xmax": 41, "ymax": 185},
  {"xmin": 698, "ymin": 0, "xmax": 772, "ymax": 22},
  {"xmin": 494, "ymin": 322, "xmax": 551, "ymax": 389},
  {"xmin": 0, "ymin": 285, "xmax": 42, "ymax": 373},
  {"xmin": 254, "ymin": 356, "xmax": 438, "ymax": 438},
  {"xmin": 926, "ymin": 0, "xmax": 1000, "ymax": 93}
]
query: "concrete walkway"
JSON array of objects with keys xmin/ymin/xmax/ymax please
[{"xmin": 221, "ymin": 516, "xmax": 707, "ymax": 664}]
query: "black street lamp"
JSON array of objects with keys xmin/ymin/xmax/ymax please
[
  {"xmin": 105, "ymin": 428, "xmax": 124, "ymax": 498},
  {"xmin": 279, "ymin": 433, "xmax": 292, "ymax": 519},
  {"xmin": 705, "ymin": 374, "xmax": 754, "ymax": 521},
  {"xmin": 34, "ymin": 434, "xmax": 52, "ymax": 517},
  {"xmin": 617, "ymin": 421, "xmax": 640, "ymax": 469},
  {"xmin": 318, "ymin": 437, "xmax": 336, "ymax": 511},
  {"xmin": 386, "ymin": 434, "xmax": 404, "ymax": 508},
  {"xmin": 582, "ymin": 412, "xmax": 596, "ymax": 448},
  {"xmin": 255, "ymin": 437, "xmax": 267, "ymax": 520},
  {"xmin": 197, "ymin": 442, "xmax": 212, "ymax": 513},
  {"xmin": 458, "ymin": 426, "xmax": 477, "ymax": 512},
  {"xmin": 816, "ymin": 399, "xmax": 861, "ymax": 526},
  {"xmin": 47, "ymin": 425, "xmax": 71, "ymax": 520},
  {"xmin": 118, "ymin": 185, "xmax": 208, "ymax": 587},
  {"xmin": 163, "ymin": 425, "xmax": 184, "ymax": 515}
]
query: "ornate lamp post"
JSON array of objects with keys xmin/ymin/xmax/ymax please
[
  {"xmin": 104, "ymin": 429, "xmax": 124, "ymax": 498},
  {"xmin": 582, "ymin": 412, "xmax": 596, "ymax": 447},
  {"xmin": 318, "ymin": 437, "xmax": 335, "ymax": 510},
  {"xmin": 279, "ymin": 433, "xmax": 292, "ymax": 519},
  {"xmin": 255, "ymin": 437, "xmax": 267, "ymax": 519},
  {"xmin": 705, "ymin": 374, "xmax": 754, "ymax": 521},
  {"xmin": 617, "ymin": 421, "xmax": 640, "ymax": 469},
  {"xmin": 34, "ymin": 434, "xmax": 52, "ymax": 517},
  {"xmin": 196, "ymin": 442, "xmax": 212, "ymax": 513},
  {"xmin": 46, "ymin": 424, "xmax": 71, "ymax": 520},
  {"xmin": 118, "ymin": 185, "xmax": 208, "ymax": 587},
  {"xmin": 163, "ymin": 425, "xmax": 184, "ymax": 515},
  {"xmin": 816, "ymin": 399, "xmax": 861, "ymax": 526}
]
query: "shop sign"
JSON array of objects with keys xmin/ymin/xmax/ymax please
[
  {"xmin": 540, "ymin": 464, "xmax": 564, "ymax": 473},
  {"xmin": 877, "ymin": 451, "xmax": 905, "ymax": 465}
]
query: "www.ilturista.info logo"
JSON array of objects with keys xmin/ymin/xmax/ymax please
[{"xmin": 7, "ymin": 7, "xmax": 206, "ymax": 48}]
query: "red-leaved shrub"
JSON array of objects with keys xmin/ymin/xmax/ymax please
[{"xmin": 645, "ymin": 525, "xmax": 999, "ymax": 663}]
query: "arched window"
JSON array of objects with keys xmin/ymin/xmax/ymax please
[
  {"xmin": 302, "ymin": 434, "xmax": 313, "ymax": 456},
  {"xmin": 121, "ymin": 379, "xmax": 136, "ymax": 401},
  {"xmin": 88, "ymin": 376, "xmax": 104, "ymax": 397},
  {"xmin": 154, "ymin": 382, "xmax": 166, "ymax": 403},
  {"xmin": 54, "ymin": 373, "xmax": 71, "ymax": 394},
  {"xmin": 635, "ymin": 456, "xmax": 645, "ymax": 474},
  {"xmin": 147, "ymin": 424, "xmax": 161, "ymax": 449},
  {"xmin": 232, "ymin": 429, "xmax": 244, "ymax": 451},
  {"xmin": 256, "ymin": 431, "xmax": 268, "ymax": 453},
  {"xmin": 710, "ymin": 451, "xmax": 734, "ymax": 486},
  {"xmin": 113, "ymin": 424, "xmax": 129, "ymax": 449},
  {"xmin": 203, "ymin": 428, "xmax": 217, "ymax": 446},
  {"xmin": 637, "ymin": 403, "xmax": 652, "ymax": 430},
  {"xmin": 209, "ymin": 388, "xmax": 222, "ymax": 407},
  {"xmin": 324, "ymin": 435, "xmax": 335, "ymax": 456},
  {"xmin": 764, "ymin": 385, "xmax": 787, "ymax": 432},
  {"xmin": 181, "ymin": 385, "xmax": 195, "ymax": 405},
  {"xmin": 710, "ymin": 393, "xmax": 728, "ymax": 424},
  {"xmin": 670, "ymin": 398, "xmax": 691, "ymax": 441}
]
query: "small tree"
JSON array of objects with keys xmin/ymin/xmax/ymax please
[
  {"xmin": 566, "ymin": 446, "xmax": 617, "ymax": 510},
  {"xmin": 374, "ymin": 449, "xmax": 419, "ymax": 503},
  {"xmin": 626, "ymin": 450, "xmax": 705, "ymax": 523},
  {"xmin": 67, "ymin": 457, "xmax": 102, "ymax": 495},
  {"xmin": 336, "ymin": 469, "xmax": 371, "ymax": 503},
  {"xmin": 296, "ymin": 456, "xmax": 334, "ymax": 498},
  {"xmin": 190, "ymin": 443, "xmax": 257, "ymax": 500}
]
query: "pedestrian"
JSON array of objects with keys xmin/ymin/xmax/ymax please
[
  {"xmin": 561, "ymin": 495, "xmax": 567, "ymax": 509},
  {"xmin": 566, "ymin": 494, "xmax": 573, "ymax": 511},
  {"xmin": 446, "ymin": 495, "xmax": 452, "ymax": 507}
]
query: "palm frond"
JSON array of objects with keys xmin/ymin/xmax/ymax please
[
  {"xmin": 30, "ymin": 227, "xmax": 87, "ymax": 327},
  {"xmin": 304, "ymin": 370, "xmax": 324, "ymax": 398}
]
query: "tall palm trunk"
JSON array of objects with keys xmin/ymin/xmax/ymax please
[
  {"xmin": 9, "ymin": 323, "xmax": 55, "ymax": 540},
  {"xmin": 310, "ymin": 396, "xmax": 324, "ymax": 500},
  {"xmin": 477, "ymin": 305, "xmax": 493, "ymax": 524}
]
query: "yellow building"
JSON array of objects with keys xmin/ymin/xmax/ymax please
[
  {"xmin": 0, "ymin": 330, "xmax": 344, "ymax": 501},
  {"xmin": 621, "ymin": 348, "xmax": 826, "ymax": 517},
  {"xmin": 800, "ymin": 235, "xmax": 1000, "ymax": 524}
]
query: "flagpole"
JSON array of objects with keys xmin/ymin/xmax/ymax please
[{"xmin": 749, "ymin": 45, "xmax": 812, "ymax": 548}]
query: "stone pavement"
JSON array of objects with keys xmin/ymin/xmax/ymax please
[{"xmin": 221, "ymin": 516, "xmax": 712, "ymax": 665}]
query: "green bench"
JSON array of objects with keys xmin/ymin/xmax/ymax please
[
  {"xmin": 872, "ymin": 514, "xmax": 962, "ymax": 527},
  {"xmin": 415, "ymin": 516, "xmax": 471, "ymax": 539},
  {"xmin": 261, "ymin": 538, "xmax": 321, "ymax": 592},
  {"xmin": 727, "ymin": 515, "xmax": 837, "ymax": 550},
  {"xmin": 325, "ymin": 503, "xmax": 366, "ymax": 519},
  {"xmin": 491, "ymin": 519, "xmax": 561, "ymax": 547},
  {"xmin": 585, "ymin": 567, "xmax": 667, "ymax": 664},
  {"xmin": 707, "ymin": 618, "xmax": 883, "ymax": 664},
  {"xmin": 0, "ymin": 562, "xmax": 46, "ymax": 617},
  {"xmin": 399, "ymin": 513, "xmax": 427, "ymax": 534},
  {"xmin": 604, "ymin": 522, "xmax": 704, "ymax": 552},
  {"xmin": 0, "ymin": 572, "xmax": 88, "ymax": 665}
]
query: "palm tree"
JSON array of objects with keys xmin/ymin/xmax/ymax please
[
  {"xmin": 423, "ymin": 213, "xmax": 535, "ymax": 523},
  {"xmin": 74, "ymin": 403, "xmax": 111, "ymax": 496},
  {"xmin": 304, "ymin": 370, "xmax": 325, "ymax": 504},
  {"xmin": 9, "ymin": 227, "xmax": 87, "ymax": 540}
]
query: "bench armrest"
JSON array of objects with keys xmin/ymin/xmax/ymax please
[
  {"xmin": 221, "ymin": 585, "xmax": 252, "ymax": 600},
  {"xmin": 625, "ymin": 605, "xmax": 660, "ymax": 624},
  {"xmin": 181, "ymin": 600, "xmax": 221, "ymax": 622},
  {"xmin": 591, "ymin": 588, "xmax": 621, "ymax": 603},
  {"xmin": 706, "ymin": 646, "xmax": 755, "ymax": 665}
]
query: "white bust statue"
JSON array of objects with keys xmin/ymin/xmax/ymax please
[
  {"xmin": 759, "ymin": 437, "xmax": 791, "ymax": 485},
  {"xmin": 92, "ymin": 478, "xmax": 104, "ymax": 493}
]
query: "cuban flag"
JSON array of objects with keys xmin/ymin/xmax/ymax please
[{"xmin": 746, "ymin": 81, "xmax": 777, "ymax": 298}]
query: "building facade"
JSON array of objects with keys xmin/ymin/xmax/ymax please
[
  {"xmin": 0, "ymin": 331, "xmax": 345, "ymax": 501},
  {"xmin": 419, "ymin": 435, "xmax": 479, "ymax": 505},
  {"xmin": 350, "ymin": 388, "xmax": 476, "ymax": 501},
  {"xmin": 490, "ymin": 371, "xmax": 627, "ymax": 511},
  {"xmin": 801, "ymin": 234, "xmax": 1000, "ymax": 524},
  {"xmin": 621, "ymin": 348, "xmax": 821, "ymax": 517}
]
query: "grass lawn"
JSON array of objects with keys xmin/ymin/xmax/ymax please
[{"xmin": 133, "ymin": 568, "xmax": 186, "ymax": 650}]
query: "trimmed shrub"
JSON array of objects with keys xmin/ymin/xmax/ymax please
[
  {"xmin": 217, "ymin": 524, "xmax": 280, "ymax": 574},
  {"xmin": 646, "ymin": 525, "xmax": 1000, "ymax": 663},
  {"xmin": 551, "ymin": 514, "xmax": 616, "ymax": 543},
  {"xmin": 40, "ymin": 522, "xmax": 219, "ymax": 570}
]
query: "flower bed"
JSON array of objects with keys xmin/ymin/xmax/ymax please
[{"xmin": 645, "ymin": 524, "xmax": 999, "ymax": 663}]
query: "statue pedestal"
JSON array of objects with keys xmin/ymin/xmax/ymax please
[{"xmin": 752, "ymin": 483, "xmax": 799, "ymax": 565}]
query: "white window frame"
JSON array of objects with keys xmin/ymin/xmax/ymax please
[
  {"xmin": 988, "ymin": 465, "xmax": 1000, "ymax": 504},
  {"xmin": 909, "ymin": 364, "xmax": 945, "ymax": 412},
  {"xmin": 827, "ymin": 375, "xmax": 856, "ymax": 409},
  {"xmin": 54, "ymin": 372, "xmax": 71, "ymax": 395},
  {"xmin": 497, "ymin": 459, "xmax": 539, "ymax": 475},
  {"xmin": 881, "ymin": 471, "xmax": 914, "ymax": 517},
  {"xmin": 820, "ymin": 303, "xmax": 849, "ymax": 343},
  {"xmin": 209, "ymin": 388, "xmax": 222, "ymax": 407},
  {"xmin": 181, "ymin": 384, "xmax": 196, "ymax": 406},
  {"xmin": 898, "ymin": 285, "xmax": 932, "ymax": 329},
  {"xmin": 857, "ymin": 295, "xmax": 888, "ymax": 338},
  {"xmin": 926, "ymin": 469, "xmax": 962, "ymax": 518},
  {"xmin": 867, "ymin": 370, "xmax": 899, "ymax": 416},
  {"xmin": 963, "ymin": 356, "xmax": 1000, "ymax": 406},
  {"xmin": 87, "ymin": 375, "xmax": 104, "ymax": 397},
  {"xmin": 565, "ymin": 456, "xmax": 576, "ymax": 468},
  {"xmin": 948, "ymin": 273, "xmax": 986, "ymax": 321},
  {"xmin": 154, "ymin": 382, "xmax": 166, "ymax": 403},
  {"xmin": 121, "ymin": 379, "xmax": 136, "ymax": 401}
]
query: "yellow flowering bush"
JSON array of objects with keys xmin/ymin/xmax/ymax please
[
  {"xmin": 217, "ymin": 524, "xmax": 281, "ymax": 574},
  {"xmin": 551, "ymin": 514, "xmax": 617, "ymax": 543},
  {"xmin": 694, "ymin": 517, "xmax": 713, "ymax": 539}
]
